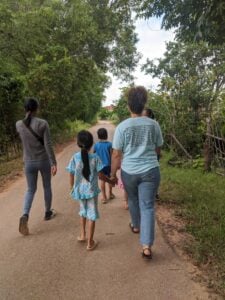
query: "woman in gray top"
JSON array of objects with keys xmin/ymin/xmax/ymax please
[{"xmin": 16, "ymin": 98, "xmax": 57, "ymax": 235}]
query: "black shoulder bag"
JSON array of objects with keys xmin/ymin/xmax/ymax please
[{"xmin": 23, "ymin": 119, "xmax": 44, "ymax": 146}]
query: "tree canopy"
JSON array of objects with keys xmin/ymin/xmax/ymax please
[
  {"xmin": 132, "ymin": 0, "xmax": 225, "ymax": 45},
  {"xmin": 0, "ymin": 0, "xmax": 139, "ymax": 157}
]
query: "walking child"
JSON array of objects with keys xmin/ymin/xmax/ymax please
[
  {"xmin": 94, "ymin": 128, "xmax": 115, "ymax": 204},
  {"xmin": 66, "ymin": 130, "xmax": 114, "ymax": 250}
]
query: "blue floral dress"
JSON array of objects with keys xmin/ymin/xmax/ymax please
[{"xmin": 66, "ymin": 152, "xmax": 103, "ymax": 200}]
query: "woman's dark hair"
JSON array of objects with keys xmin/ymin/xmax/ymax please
[
  {"xmin": 127, "ymin": 86, "xmax": 148, "ymax": 114},
  {"xmin": 97, "ymin": 128, "xmax": 108, "ymax": 140},
  {"xmin": 77, "ymin": 130, "xmax": 94, "ymax": 182},
  {"xmin": 24, "ymin": 97, "xmax": 39, "ymax": 126},
  {"xmin": 144, "ymin": 108, "xmax": 155, "ymax": 119}
]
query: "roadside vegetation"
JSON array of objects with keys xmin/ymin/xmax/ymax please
[
  {"xmin": 98, "ymin": 107, "xmax": 114, "ymax": 120},
  {"xmin": 159, "ymin": 152, "xmax": 225, "ymax": 295}
]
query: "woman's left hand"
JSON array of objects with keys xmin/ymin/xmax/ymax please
[
  {"xmin": 51, "ymin": 165, "xmax": 57, "ymax": 176},
  {"xmin": 110, "ymin": 175, "xmax": 118, "ymax": 186}
]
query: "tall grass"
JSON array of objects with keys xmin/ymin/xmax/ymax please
[{"xmin": 160, "ymin": 152, "xmax": 225, "ymax": 294}]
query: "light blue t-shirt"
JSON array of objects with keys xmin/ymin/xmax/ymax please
[
  {"xmin": 66, "ymin": 152, "xmax": 103, "ymax": 200},
  {"xmin": 113, "ymin": 117, "xmax": 163, "ymax": 174}
]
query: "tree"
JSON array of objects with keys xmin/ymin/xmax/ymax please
[
  {"xmin": 143, "ymin": 41, "xmax": 225, "ymax": 158},
  {"xmin": 113, "ymin": 87, "xmax": 130, "ymax": 122},
  {"xmin": 132, "ymin": 0, "xmax": 225, "ymax": 45}
]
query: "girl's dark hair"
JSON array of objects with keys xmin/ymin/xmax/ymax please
[
  {"xmin": 127, "ymin": 86, "xmax": 147, "ymax": 114},
  {"xmin": 77, "ymin": 130, "xmax": 94, "ymax": 182},
  {"xmin": 144, "ymin": 108, "xmax": 155, "ymax": 119},
  {"xmin": 24, "ymin": 97, "xmax": 39, "ymax": 126},
  {"xmin": 97, "ymin": 128, "xmax": 108, "ymax": 140}
]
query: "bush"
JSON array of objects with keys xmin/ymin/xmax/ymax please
[
  {"xmin": 52, "ymin": 120, "xmax": 89, "ymax": 144},
  {"xmin": 0, "ymin": 72, "xmax": 24, "ymax": 159},
  {"xmin": 98, "ymin": 107, "xmax": 113, "ymax": 120}
]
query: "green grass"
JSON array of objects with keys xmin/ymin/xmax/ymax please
[{"xmin": 160, "ymin": 152, "xmax": 225, "ymax": 294}]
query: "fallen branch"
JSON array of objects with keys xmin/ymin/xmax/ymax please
[
  {"xmin": 206, "ymin": 133, "xmax": 225, "ymax": 142},
  {"xmin": 168, "ymin": 160, "xmax": 184, "ymax": 166},
  {"xmin": 168, "ymin": 134, "xmax": 192, "ymax": 160}
]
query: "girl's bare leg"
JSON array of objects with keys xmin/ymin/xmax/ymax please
[
  {"xmin": 80, "ymin": 217, "xmax": 86, "ymax": 239},
  {"xmin": 109, "ymin": 184, "xmax": 115, "ymax": 199},
  {"xmin": 87, "ymin": 220, "xmax": 95, "ymax": 247},
  {"xmin": 100, "ymin": 180, "xmax": 107, "ymax": 203}
]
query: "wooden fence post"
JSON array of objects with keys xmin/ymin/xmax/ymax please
[{"xmin": 204, "ymin": 117, "xmax": 212, "ymax": 171}]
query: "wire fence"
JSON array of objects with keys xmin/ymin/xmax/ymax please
[{"xmin": 207, "ymin": 120, "xmax": 225, "ymax": 175}]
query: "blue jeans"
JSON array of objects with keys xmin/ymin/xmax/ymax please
[
  {"xmin": 23, "ymin": 160, "xmax": 52, "ymax": 215},
  {"xmin": 121, "ymin": 167, "xmax": 160, "ymax": 246}
]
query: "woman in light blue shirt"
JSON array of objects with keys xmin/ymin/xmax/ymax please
[{"xmin": 111, "ymin": 86, "xmax": 163, "ymax": 259}]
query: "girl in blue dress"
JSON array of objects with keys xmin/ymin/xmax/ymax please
[{"xmin": 66, "ymin": 130, "xmax": 114, "ymax": 251}]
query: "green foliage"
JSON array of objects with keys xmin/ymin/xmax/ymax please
[
  {"xmin": 133, "ymin": 0, "xmax": 225, "ymax": 45},
  {"xmin": 160, "ymin": 151, "xmax": 225, "ymax": 294},
  {"xmin": 98, "ymin": 107, "xmax": 113, "ymax": 120},
  {"xmin": 0, "ymin": 72, "xmax": 24, "ymax": 158},
  {"xmin": 54, "ymin": 120, "xmax": 90, "ymax": 144},
  {"xmin": 113, "ymin": 88, "xmax": 130, "ymax": 122},
  {"xmin": 192, "ymin": 155, "xmax": 205, "ymax": 170},
  {"xmin": 0, "ymin": 0, "xmax": 139, "ymax": 160},
  {"xmin": 143, "ymin": 42, "xmax": 225, "ymax": 156}
]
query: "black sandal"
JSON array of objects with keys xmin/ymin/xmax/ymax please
[
  {"xmin": 142, "ymin": 247, "xmax": 152, "ymax": 260},
  {"xmin": 129, "ymin": 223, "xmax": 140, "ymax": 234}
]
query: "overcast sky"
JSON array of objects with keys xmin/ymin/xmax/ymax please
[{"xmin": 104, "ymin": 17, "xmax": 175, "ymax": 105}]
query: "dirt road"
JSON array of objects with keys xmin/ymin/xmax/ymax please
[{"xmin": 0, "ymin": 122, "xmax": 215, "ymax": 300}]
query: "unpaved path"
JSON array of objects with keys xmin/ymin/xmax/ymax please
[{"xmin": 0, "ymin": 121, "xmax": 216, "ymax": 300}]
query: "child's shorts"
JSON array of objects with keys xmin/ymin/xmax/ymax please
[
  {"xmin": 101, "ymin": 166, "xmax": 111, "ymax": 177},
  {"xmin": 79, "ymin": 197, "xmax": 99, "ymax": 221}
]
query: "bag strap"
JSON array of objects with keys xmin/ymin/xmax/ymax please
[{"xmin": 22, "ymin": 119, "xmax": 44, "ymax": 146}]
